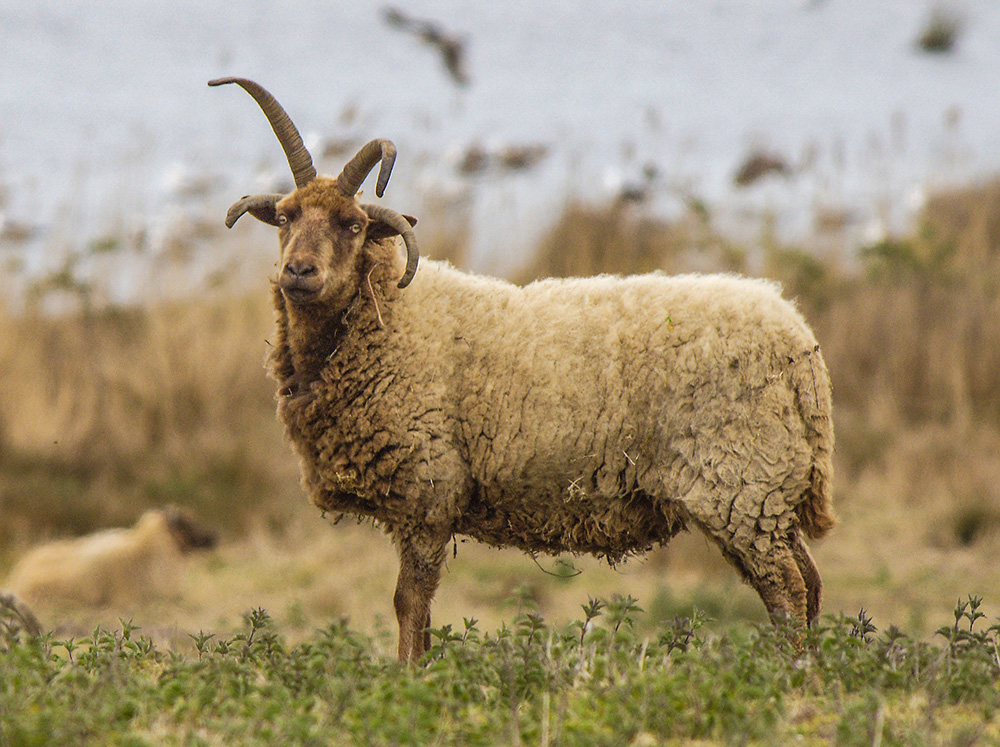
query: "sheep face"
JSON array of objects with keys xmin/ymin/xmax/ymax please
[{"xmin": 275, "ymin": 178, "xmax": 371, "ymax": 309}]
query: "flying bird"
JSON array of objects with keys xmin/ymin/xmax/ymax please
[{"xmin": 383, "ymin": 6, "xmax": 470, "ymax": 87}]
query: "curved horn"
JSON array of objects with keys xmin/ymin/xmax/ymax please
[
  {"xmin": 224, "ymin": 194, "xmax": 285, "ymax": 228},
  {"xmin": 338, "ymin": 139, "xmax": 397, "ymax": 198},
  {"xmin": 362, "ymin": 203, "xmax": 419, "ymax": 288},
  {"xmin": 208, "ymin": 77, "xmax": 317, "ymax": 188},
  {"xmin": 0, "ymin": 591, "xmax": 41, "ymax": 638}
]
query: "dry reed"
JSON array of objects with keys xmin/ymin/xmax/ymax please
[{"xmin": 3, "ymin": 177, "xmax": 1000, "ymax": 633}]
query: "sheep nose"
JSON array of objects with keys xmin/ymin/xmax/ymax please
[{"xmin": 283, "ymin": 260, "xmax": 317, "ymax": 279}]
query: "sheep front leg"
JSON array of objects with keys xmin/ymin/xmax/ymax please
[{"xmin": 393, "ymin": 532, "xmax": 447, "ymax": 662}]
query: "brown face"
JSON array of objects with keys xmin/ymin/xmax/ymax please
[{"xmin": 275, "ymin": 178, "xmax": 371, "ymax": 309}]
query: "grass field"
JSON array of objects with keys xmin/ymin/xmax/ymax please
[
  {"xmin": 3, "ymin": 174, "xmax": 1000, "ymax": 742},
  {"xmin": 3, "ymin": 594, "xmax": 999, "ymax": 745}
]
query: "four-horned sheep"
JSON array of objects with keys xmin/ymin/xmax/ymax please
[
  {"xmin": 6, "ymin": 506, "xmax": 217, "ymax": 611},
  {"xmin": 210, "ymin": 77, "xmax": 836, "ymax": 661}
]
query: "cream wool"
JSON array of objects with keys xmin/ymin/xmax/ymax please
[
  {"xmin": 211, "ymin": 78, "xmax": 835, "ymax": 662},
  {"xmin": 272, "ymin": 252, "xmax": 835, "ymax": 661},
  {"xmin": 6, "ymin": 508, "xmax": 217, "ymax": 610}
]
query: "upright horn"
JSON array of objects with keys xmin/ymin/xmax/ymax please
[
  {"xmin": 337, "ymin": 139, "xmax": 397, "ymax": 198},
  {"xmin": 208, "ymin": 77, "xmax": 317, "ymax": 188}
]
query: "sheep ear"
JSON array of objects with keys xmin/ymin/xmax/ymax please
[
  {"xmin": 367, "ymin": 213, "xmax": 417, "ymax": 242},
  {"xmin": 223, "ymin": 194, "xmax": 286, "ymax": 228}
]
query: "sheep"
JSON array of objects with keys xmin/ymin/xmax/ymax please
[
  {"xmin": 6, "ymin": 506, "xmax": 217, "ymax": 610},
  {"xmin": 210, "ymin": 78, "xmax": 835, "ymax": 661}
]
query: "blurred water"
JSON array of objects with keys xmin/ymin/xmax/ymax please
[{"xmin": 2, "ymin": 0, "xmax": 999, "ymax": 302}]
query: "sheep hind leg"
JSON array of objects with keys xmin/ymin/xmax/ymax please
[
  {"xmin": 689, "ymin": 514, "xmax": 809, "ymax": 630},
  {"xmin": 741, "ymin": 540, "xmax": 810, "ymax": 631},
  {"xmin": 393, "ymin": 532, "xmax": 448, "ymax": 663},
  {"xmin": 790, "ymin": 530, "xmax": 822, "ymax": 626}
]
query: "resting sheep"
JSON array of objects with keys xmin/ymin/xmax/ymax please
[
  {"xmin": 210, "ymin": 78, "xmax": 835, "ymax": 661},
  {"xmin": 6, "ymin": 506, "xmax": 217, "ymax": 610}
]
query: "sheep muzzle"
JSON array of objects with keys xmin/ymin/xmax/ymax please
[{"xmin": 279, "ymin": 271, "xmax": 324, "ymax": 303}]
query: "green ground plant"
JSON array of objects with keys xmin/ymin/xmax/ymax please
[{"xmin": 2, "ymin": 596, "xmax": 999, "ymax": 745}]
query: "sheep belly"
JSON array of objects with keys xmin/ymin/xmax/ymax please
[{"xmin": 455, "ymin": 484, "xmax": 688, "ymax": 559}]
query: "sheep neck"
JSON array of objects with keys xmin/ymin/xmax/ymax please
[
  {"xmin": 285, "ymin": 300, "xmax": 345, "ymax": 385},
  {"xmin": 269, "ymin": 277, "xmax": 391, "ymax": 391}
]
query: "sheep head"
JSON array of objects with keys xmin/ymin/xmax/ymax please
[
  {"xmin": 272, "ymin": 177, "xmax": 418, "ymax": 308},
  {"xmin": 209, "ymin": 77, "xmax": 419, "ymax": 291},
  {"xmin": 162, "ymin": 505, "xmax": 218, "ymax": 553}
]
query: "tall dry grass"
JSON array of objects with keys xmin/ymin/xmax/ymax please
[
  {"xmin": 0, "ymin": 292, "xmax": 292, "ymax": 548},
  {"xmin": 0, "ymin": 221, "xmax": 475, "ymax": 555},
  {"xmin": 3, "ymin": 177, "xmax": 1000, "ymax": 634},
  {"xmin": 513, "ymin": 199, "xmax": 746, "ymax": 284}
]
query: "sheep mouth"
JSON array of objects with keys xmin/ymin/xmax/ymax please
[{"xmin": 280, "ymin": 278, "xmax": 323, "ymax": 304}]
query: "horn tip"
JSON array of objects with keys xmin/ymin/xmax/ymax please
[
  {"xmin": 208, "ymin": 77, "xmax": 237, "ymax": 87},
  {"xmin": 224, "ymin": 201, "xmax": 247, "ymax": 228},
  {"xmin": 397, "ymin": 259, "xmax": 418, "ymax": 289}
]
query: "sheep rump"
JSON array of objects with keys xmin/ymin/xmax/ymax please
[{"xmin": 273, "ymin": 250, "xmax": 834, "ymax": 634}]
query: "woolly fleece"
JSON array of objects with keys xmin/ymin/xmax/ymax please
[{"xmin": 271, "ymin": 247, "xmax": 834, "ymax": 591}]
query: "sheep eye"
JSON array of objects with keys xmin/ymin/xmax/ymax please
[
  {"xmin": 277, "ymin": 214, "xmax": 288, "ymax": 226},
  {"xmin": 350, "ymin": 222, "xmax": 362, "ymax": 234}
]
